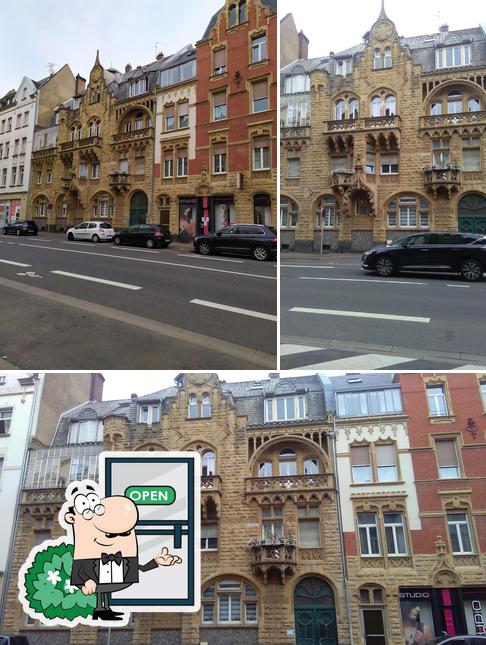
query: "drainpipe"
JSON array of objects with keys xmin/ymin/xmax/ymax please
[
  {"xmin": 328, "ymin": 412, "xmax": 354, "ymax": 645},
  {"xmin": 0, "ymin": 373, "xmax": 43, "ymax": 626}
]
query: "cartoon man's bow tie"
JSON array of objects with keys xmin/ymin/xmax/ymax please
[{"xmin": 101, "ymin": 551, "xmax": 123, "ymax": 565}]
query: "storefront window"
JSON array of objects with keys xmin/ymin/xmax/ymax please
[{"xmin": 400, "ymin": 591, "xmax": 435, "ymax": 645}]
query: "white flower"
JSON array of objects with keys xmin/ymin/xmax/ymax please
[
  {"xmin": 46, "ymin": 570, "xmax": 61, "ymax": 585},
  {"xmin": 64, "ymin": 579, "xmax": 77, "ymax": 594}
]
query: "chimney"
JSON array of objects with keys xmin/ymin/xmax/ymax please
[
  {"xmin": 89, "ymin": 373, "xmax": 105, "ymax": 402},
  {"xmin": 131, "ymin": 393, "xmax": 138, "ymax": 401},
  {"xmin": 75, "ymin": 74, "xmax": 86, "ymax": 94},
  {"xmin": 439, "ymin": 23, "xmax": 449, "ymax": 33},
  {"xmin": 125, "ymin": 63, "xmax": 132, "ymax": 73},
  {"xmin": 298, "ymin": 30, "xmax": 309, "ymax": 60},
  {"xmin": 156, "ymin": 52, "xmax": 164, "ymax": 61}
]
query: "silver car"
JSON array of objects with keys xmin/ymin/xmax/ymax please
[{"xmin": 66, "ymin": 221, "xmax": 115, "ymax": 243}]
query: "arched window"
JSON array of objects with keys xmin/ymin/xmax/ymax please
[
  {"xmin": 238, "ymin": 0, "xmax": 246, "ymax": 23},
  {"xmin": 279, "ymin": 449, "xmax": 297, "ymax": 476},
  {"xmin": 384, "ymin": 95, "xmax": 396, "ymax": 116},
  {"xmin": 202, "ymin": 450, "xmax": 215, "ymax": 476},
  {"xmin": 202, "ymin": 393, "xmax": 211, "ymax": 418},
  {"xmin": 92, "ymin": 192, "xmax": 113, "ymax": 218},
  {"xmin": 468, "ymin": 97, "xmax": 481, "ymax": 112},
  {"xmin": 304, "ymin": 458, "xmax": 319, "ymax": 475},
  {"xmin": 228, "ymin": 4, "xmax": 237, "ymax": 27},
  {"xmin": 387, "ymin": 194, "xmax": 430, "ymax": 229},
  {"xmin": 335, "ymin": 99, "xmax": 345, "ymax": 120},
  {"xmin": 35, "ymin": 196, "xmax": 48, "ymax": 217},
  {"xmin": 371, "ymin": 95, "xmax": 381, "ymax": 117},
  {"xmin": 135, "ymin": 112, "xmax": 144, "ymax": 130},
  {"xmin": 280, "ymin": 196, "xmax": 298, "ymax": 228},
  {"xmin": 384, "ymin": 47, "xmax": 392, "ymax": 68},
  {"xmin": 316, "ymin": 195, "xmax": 340, "ymax": 228},
  {"xmin": 70, "ymin": 126, "xmax": 76, "ymax": 142},
  {"xmin": 447, "ymin": 90, "xmax": 462, "ymax": 114},
  {"xmin": 359, "ymin": 586, "xmax": 387, "ymax": 645},
  {"xmin": 202, "ymin": 579, "xmax": 258, "ymax": 625},
  {"xmin": 373, "ymin": 49, "xmax": 382, "ymax": 70},
  {"xmin": 349, "ymin": 99, "xmax": 359, "ymax": 119},
  {"xmin": 188, "ymin": 394, "xmax": 198, "ymax": 419}
]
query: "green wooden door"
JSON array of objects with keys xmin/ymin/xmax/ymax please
[
  {"xmin": 130, "ymin": 191, "xmax": 148, "ymax": 226},
  {"xmin": 458, "ymin": 193, "xmax": 486, "ymax": 234},
  {"xmin": 295, "ymin": 578, "xmax": 338, "ymax": 645}
]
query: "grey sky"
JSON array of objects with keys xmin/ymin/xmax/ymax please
[
  {"xmin": 1, "ymin": 0, "xmax": 223, "ymax": 96},
  {"xmin": 280, "ymin": 0, "xmax": 486, "ymax": 61}
]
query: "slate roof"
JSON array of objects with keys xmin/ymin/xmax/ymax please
[
  {"xmin": 201, "ymin": 0, "xmax": 277, "ymax": 41},
  {"xmin": 322, "ymin": 373, "xmax": 399, "ymax": 414}
]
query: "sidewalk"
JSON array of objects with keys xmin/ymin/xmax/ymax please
[
  {"xmin": 280, "ymin": 250, "xmax": 362, "ymax": 263},
  {"xmin": 39, "ymin": 230, "xmax": 196, "ymax": 254}
]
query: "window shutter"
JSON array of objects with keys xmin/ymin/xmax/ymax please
[
  {"xmin": 164, "ymin": 149, "xmax": 173, "ymax": 160},
  {"xmin": 178, "ymin": 102, "xmax": 189, "ymax": 117},
  {"xmin": 253, "ymin": 136, "xmax": 269, "ymax": 148},
  {"xmin": 351, "ymin": 445, "xmax": 370, "ymax": 465},
  {"xmin": 165, "ymin": 105, "xmax": 175, "ymax": 117},
  {"xmin": 177, "ymin": 148, "xmax": 187, "ymax": 159},
  {"xmin": 299, "ymin": 519, "xmax": 320, "ymax": 547},
  {"xmin": 375, "ymin": 444, "xmax": 396, "ymax": 466},
  {"xmin": 253, "ymin": 81, "xmax": 268, "ymax": 100},
  {"xmin": 214, "ymin": 48, "xmax": 226, "ymax": 68},
  {"xmin": 213, "ymin": 143, "xmax": 226, "ymax": 155},
  {"xmin": 436, "ymin": 440, "xmax": 458, "ymax": 467},
  {"xmin": 214, "ymin": 91, "xmax": 226, "ymax": 107},
  {"xmin": 135, "ymin": 156, "xmax": 145, "ymax": 173}
]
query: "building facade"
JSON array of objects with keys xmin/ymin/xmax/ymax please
[{"xmin": 280, "ymin": 4, "xmax": 486, "ymax": 251}]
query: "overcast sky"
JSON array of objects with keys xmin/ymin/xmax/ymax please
[
  {"xmin": 280, "ymin": 0, "xmax": 486, "ymax": 60},
  {"xmin": 1, "ymin": 0, "xmax": 223, "ymax": 97}
]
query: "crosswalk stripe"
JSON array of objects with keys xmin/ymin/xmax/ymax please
[
  {"xmin": 452, "ymin": 364, "xmax": 486, "ymax": 371},
  {"xmin": 286, "ymin": 353, "xmax": 416, "ymax": 370},
  {"xmin": 280, "ymin": 344, "xmax": 325, "ymax": 356}
]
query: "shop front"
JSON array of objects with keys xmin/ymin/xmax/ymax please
[{"xmin": 178, "ymin": 195, "xmax": 235, "ymax": 240}]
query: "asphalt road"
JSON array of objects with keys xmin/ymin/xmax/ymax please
[
  {"xmin": 280, "ymin": 253, "xmax": 486, "ymax": 370},
  {"xmin": 0, "ymin": 234, "xmax": 277, "ymax": 369}
]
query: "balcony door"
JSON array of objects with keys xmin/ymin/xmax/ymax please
[
  {"xmin": 130, "ymin": 190, "xmax": 148, "ymax": 226},
  {"xmin": 294, "ymin": 577, "xmax": 338, "ymax": 645}
]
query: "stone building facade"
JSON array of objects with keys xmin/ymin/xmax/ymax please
[{"xmin": 280, "ymin": 3, "xmax": 486, "ymax": 251}]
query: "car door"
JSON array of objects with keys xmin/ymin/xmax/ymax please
[
  {"xmin": 74, "ymin": 222, "xmax": 89, "ymax": 240},
  {"xmin": 213, "ymin": 226, "xmax": 238, "ymax": 252},
  {"xmin": 399, "ymin": 233, "xmax": 435, "ymax": 269},
  {"xmin": 87, "ymin": 222, "xmax": 98, "ymax": 240},
  {"xmin": 138, "ymin": 224, "xmax": 153, "ymax": 246}
]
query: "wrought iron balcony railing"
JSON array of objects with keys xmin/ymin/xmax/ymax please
[{"xmin": 248, "ymin": 537, "xmax": 298, "ymax": 584}]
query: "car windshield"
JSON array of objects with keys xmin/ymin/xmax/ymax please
[
  {"xmin": 389, "ymin": 236, "xmax": 414, "ymax": 246},
  {"xmin": 99, "ymin": 223, "xmax": 112, "ymax": 229}
]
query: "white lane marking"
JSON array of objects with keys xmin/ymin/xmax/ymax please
[
  {"xmin": 17, "ymin": 243, "xmax": 276, "ymax": 280},
  {"xmin": 0, "ymin": 259, "xmax": 31, "ymax": 267},
  {"xmin": 111, "ymin": 246, "xmax": 159, "ymax": 254},
  {"xmin": 290, "ymin": 307, "xmax": 431, "ymax": 323},
  {"xmin": 446, "ymin": 284, "xmax": 470, "ymax": 288},
  {"xmin": 280, "ymin": 344, "xmax": 324, "ymax": 356},
  {"xmin": 300, "ymin": 276, "xmax": 426, "ymax": 286},
  {"xmin": 7, "ymin": 242, "xmax": 15, "ymax": 245},
  {"xmin": 281, "ymin": 265, "xmax": 335, "ymax": 269},
  {"xmin": 191, "ymin": 299, "xmax": 277, "ymax": 322},
  {"xmin": 453, "ymin": 364, "xmax": 486, "ymax": 370},
  {"xmin": 292, "ymin": 353, "xmax": 416, "ymax": 370},
  {"xmin": 179, "ymin": 254, "xmax": 244, "ymax": 264},
  {"xmin": 51, "ymin": 270, "xmax": 142, "ymax": 291}
]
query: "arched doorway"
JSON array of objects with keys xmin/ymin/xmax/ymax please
[
  {"xmin": 254, "ymin": 193, "xmax": 271, "ymax": 225},
  {"xmin": 458, "ymin": 193, "xmax": 486, "ymax": 233},
  {"xmin": 294, "ymin": 577, "xmax": 338, "ymax": 645},
  {"xmin": 130, "ymin": 191, "xmax": 148, "ymax": 226}
]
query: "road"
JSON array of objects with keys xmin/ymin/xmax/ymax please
[
  {"xmin": 280, "ymin": 253, "xmax": 486, "ymax": 370},
  {"xmin": 0, "ymin": 234, "xmax": 277, "ymax": 369}
]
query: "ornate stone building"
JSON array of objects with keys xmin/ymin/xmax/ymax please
[
  {"xmin": 280, "ymin": 3, "xmax": 486, "ymax": 251},
  {"xmin": 2, "ymin": 373, "xmax": 349, "ymax": 645}
]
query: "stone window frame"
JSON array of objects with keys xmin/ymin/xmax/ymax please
[
  {"xmin": 427, "ymin": 83, "xmax": 481, "ymax": 116},
  {"xmin": 280, "ymin": 194, "xmax": 299, "ymax": 229},
  {"xmin": 227, "ymin": 0, "xmax": 247, "ymax": 30},
  {"xmin": 422, "ymin": 376, "xmax": 455, "ymax": 423},
  {"xmin": 138, "ymin": 403, "xmax": 160, "ymax": 426},
  {"xmin": 333, "ymin": 94, "xmax": 360, "ymax": 120},
  {"xmin": 368, "ymin": 89, "xmax": 397, "ymax": 117},
  {"xmin": 432, "ymin": 433, "xmax": 464, "ymax": 481},
  {"xmin": 249, "ymin": 76, "xmax": 270, "ymax": 115},
  {"xmin": 354, "ymin": 498, "xmax": 411, "ymax": 561},
  {"xmin": 87, "ymin": 117, "xmax": 102, "ymax": 138},
  {"xmin": 441, "ymin": 496, "xmax": 478, "ymax": 556},
  {"xmin": 297, "ymin": 503, "xmax": 322, "ymax": 547},
  {"xmin": 261, "ymin": 504, "xmax": 284, "ymax": 540},
  {"xmin": 212, "ymin": 89, "xmax": 228, "ymax": 122},
  {"xmin": 0, "ymin": 407, "xmax": 13, "ymax": 436},
  {"xmin": 186, "ymin": 392, "xmax": 212, "ymax": 420},
  {"xmin": 358, "ymin": 584, "xmax": 389, "ymax": 645},
  {"xmin": 211, "ymin": 138, "xmax": 227, "ymax": 175},
  {"xmin": 249, "ymin": 28, "xmax": 268, "ymax": 66},
  {"xmin": 349, "ymin": 440, "xmax": 402, "ymax": 486},
  {"xmin": 386, "ymin": 193, "xmax": 430, "ymax": 230},
  {"xmin": 475, "ymin": 374, "xmax": 486, "ymax": 413},
  {"xmin": 201, "ymin": 577, "xmax": 258, "ymax": 626},
  {"xmin": 212, "ymin": 44, "xmax": 227, "ymax": 77},
  {"xmin": 315, "ymin": 194, "xmax": 340, "ymax": 230}
]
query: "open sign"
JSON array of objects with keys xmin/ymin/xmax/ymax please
[{"xmin": 125, "ymin": 485, "xmax": 176, "ymax": 505}]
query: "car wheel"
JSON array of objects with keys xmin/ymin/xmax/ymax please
[
  {"xmin": 460, "ymin": 258, "xmax": 483, "ymax": 282},
  {"xmin": 2, "ymin": 228, "xmax": 7, "ymax": 235},
  {"xmin": 92, "ymin": 234, "xmax": 100, "ymax": 243},
  {"xmin": 197, "ymin": 241, "xmax": 211, "ymax": 255},
  {"xmin": 146, "ymin": 238, "xmax": 155, "ymax": 248},
  {"xmin": 253, "ymin": 245, "xmax": 269, "ymax": 261},
  {"xmin": 16, "ymin": 229, "xmax": 21, "ymax": 236},
  {"xmin": 375, "ymin": 255, "xmax": 396, "ymax": 277},
  {"xmin": 113, "ymin": 236, "xmax": 121, "ymax": 245},
  {"xmin": 67, "ymin": 232, "xmax": 74, "ymax": 241}
]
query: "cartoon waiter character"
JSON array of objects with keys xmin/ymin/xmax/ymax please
[{"xmin": 65, "ymin": 483, "xmax": 182, "ymax": 621}]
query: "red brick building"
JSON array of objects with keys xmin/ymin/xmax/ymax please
[{"xmin": 189, "ymin": 0, "xmax": 277, "ymax": 232}]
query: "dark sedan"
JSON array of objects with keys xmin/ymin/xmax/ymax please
[
  {"xmin": 113, "ymin": 224, "xmax": 172, "ymax": 248},
  {"xmin": 193, "ymin": 224, "xmax": 277, "ymax": 261},
  {"xmin": 431, "ymin": 636, "xmax": 486, "ymax": 645},
  {"xmin": 2, "ymin": 220, "xmax": 38, "ymax": 236},
  {"xmin": 362, "ymin": 232, "xmax": 486, "ymax": 281}
]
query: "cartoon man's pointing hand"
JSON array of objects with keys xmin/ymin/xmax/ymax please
[{"xmin": 65, "ymin": 485, "xmax": 182, "ymax": 622}]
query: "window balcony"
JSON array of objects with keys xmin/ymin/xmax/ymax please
[
  {"xmin": 109, "ymin": 171, "xmax": 130, "ymax": 192},
  {"xmin": 248, "ymin": 537, "xmax": 297, "ymax": 584},
  {"xmin": 60, "ymin": 136, "xmax": 102, "ymax": 152},
  {"xmin": 420, "ymin": 111, "xmax": 486, "ymax": 130},
  {"xmin": 330, "ymin": 169, "xmax": 355, "ymax": 191},
  {"xmin": 201, "ymin": 474, "xmax": 222, "ymax": 493},
  {"xmin": 280, "ymin": 126, "xmax": 311, "ymax": 140},
  {"xmin": 422, "ymin": 164, "xmax": 461, "ymax": 197},
  {"xmin": 32, "ymin": 146, "xmax": 57, "ymax": 159},
  {"xmin": 112, "ymin": 127, "xmax": 153, "ymax": 144},
  {"xmin": 245, "ymin": 473, "xmax": 333, "ymax": 496},
  {"xmin": 326, "ymin": 115, "xmax": 400, "ymax": 132}
]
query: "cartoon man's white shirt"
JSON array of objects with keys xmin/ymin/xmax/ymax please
[{"xmin": 99, "ymin": 559, "xmax": 124, "ymax": 584}]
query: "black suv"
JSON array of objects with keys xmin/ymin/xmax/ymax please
[
  {"xmin": 2, "ymin": 220, "xmax": 38, "ymax": 236},
  {"xmin": 113, "ymin": 224, "xmax": 172, "ymax": 248},
  {"xmin": 362, "ymin": 232, "xmax": 486, "ymax": 281},
  {"xmin": 193, "ymin": 224, "xmax": 277, "ymax": 261}
]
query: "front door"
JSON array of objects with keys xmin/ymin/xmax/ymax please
[
  {"xmin": 295, "ymin": 578, "xmax": 338, "ymax": 645},
  {"xmin": 130, "ymin": 191, "xmax": 148, "ymax": 226},
  {"xmin": 458, "ymin": 193, "xmax": 486, "ymax": 234}
]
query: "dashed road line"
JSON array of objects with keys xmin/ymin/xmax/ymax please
[
  {"xmin": 0, "ymin": 259, "xmax": 31, "ymax": 267},
  {"xmin": 179, "ymin": 254, "xmax": 244, "ymax": 264},
  {"xmin": 290, "ymin": 307, "xmax": 431, "ymax": 323},
  {"xmin": 280, "ymin": 344, "xmax": 325, "ymax": 356},
  {"xmin": 300, "ymin": 276, "xmax": 427, "ymax": 285},
  {"xmin": 290, "ymin": 353, "xmax": 416, "ymax": 370},
  {"xmin": 191, "ymin": 299, "xmax": 277, "ymax": 322},
  {"xmin": 51, "ymin": 270, "xmax": 142, "ymax": 290}
]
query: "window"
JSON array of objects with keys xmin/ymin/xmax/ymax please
[
  {"xmin": 336, "ymin": 388, "xmax": 403, "ymax": 417},
  {"xmin": 202, "ymin": 579, "xmax": 257, "ymax": 625},
  {"xmin": 214, "ymin": 48, "xmax": 226, "ymax": 75},
  {"xmin": 351, "ymin": 446, "xmax": 372, "ymax": 483},
  {"xmin": 188, "ymin": 394, "xmax": 198, "ymax": 418},
  {"xmin": 213, "ymin": 91, "xmax": 227, "ymax": 121},
  {"xmin": 384, "ymin": 47, "xmax": 392, "ymax": 68},
  {"xmin": 336, "ymin": 99, "xmax": 345, "ymax": 120},
  {"xmin": 165, "ymin": 105, "xmax": 175, "ymax": 131},
  {"xmin": 349, "ymin": 99, "xmax": 359, "ymax": 119},
  {"xmin": 384, "ymin": 95, "xmax": 396, "ymax": 116},
  {"xmin": 177, "ymin": 150, "xmax": 187, "ymax": 177},
  {"xmin": 4, "ymin": 142, "xmax": 9, "ymax": 158},
  {"xmin": 178, "ymin": 102, "xmax": 189, "ymax": 128},
  {"xmin": 7, "ymin": 117, "xmax": 12, "ymax": 132},
  {"xmin": 252, "ymin": 34, "xmax": 267, "ymax": 63},
  {"xmin": 253, "ymin": 136, "xmax": 270, "ymax": 170},
  {"xmin": 279, "ymin": 449, "xmax": 297, "ymax": 476},
  {"xmin": 383, "ymin": 512, "xmax": 407, "ymax": 555},
  {"xmin": 201, "ymin": 393, "xmax": 211, "ymax": 418},
  {"xmin": 373, "ymin": 49, "xmax": 382, "ymax": 70},
  {"xmin": 67, "ymin": 420, "xmax": 103, "ymax": 444},
  {"xmin": 462, "ymin": 136, "xmax": 481, "ymax": 171},
  {"xmin": 134, "ymin": 114, "xmax": 144, "ymax": 131},
  {"xmin": 381, "ymin": 151, "xmax": 398, "ymax": 174},
  {"xmin": 283, "ymin": 74, "xmax": 310, "ymax": 94},
  {"xmin": 128, "ymin": 77, "xmax": 148, "ymax": 98},
  {"xmin": 16, "ymin": 113, "xmax": 22, "ymax": 128},
  {"xmin": 159, "ymin": 60, "xmax": 196, "ymax": 87},
  {"xmin": 239, "ymin": 0, "xmax": 246, "ymax": 22},
  {"xmin": 79, "ymin": 162, "xmax": 87, "ymax": 179},
  {"xmin": 92, "ymin": 163, "xmax": 100, "ymax": 179},
  {"xmin": 430, "ymin": 102, "xmax": 442, "ymax": 116},
  {"xmin": 433, "ymin": 137, "xmax": 450, "ymax": 167},
  {"xmin": 336, "ymin": 59, "xmax": 353, "ymax": 76},
  {"xmin": 202, "ymin": 450, "xmax": 215, "ymax": 476},
  {"xmin": 304, "ymin": 458, "xmax": 318, "ymax": 475},
  {"xmin": 371, "ymin": 95, "xmax": 381, "ymax": 117},
  {"xmin": 436, "ymin": 45, "xmax": 471, "ymax": 69},
  {"xmin": 1, "ymin": 169, "xmax": 6, "ymax": 187},
  {"xmin": 228, "ymin": 4, "xmax": 237, "ymax": 27},
  {"xmin": 213, "ymin": 143, "xmax": 227, "ymax": 174},
  {"xmin": 360, "ymin": 587, "xmax": 387, "ymax": 645},
  {"xmin": 262, "ymin": 506, "xmax": 283, "ymax": 539},
  {"xmin": 138, "ymin": 404, "xmax": 160, "ymax": 425},
  {"xmin": 265, "ymin": 395, "xmax": 306, "ymax": 422},
  {"xmin": 36, "ymin": 170, "xmax": 42, "ymax": 184},
  {"xmin": 252, "ymin": 80, "xmax": 268, "ymax": 113},
  {"xmin": 376, "ymin": 444, "xmax": 398, "ymax": 482},
  {"xmin": 119, "ymin": 158, "xmax": 129, "ymax": 173},
  {"xmin": 0, "ymin": 408, "xmax": 13, "ymax": 435},
  {"xmin": 447, "ymin": 90, "xmax": 463, "ymax": 114},
  {"xmin": 435, "ymin": 439, "xmax": 460, "ymax": 478},
  {"xmin": 387, "ymin": 195, "xmax": 430, "ymax": 229},
  {"xmin": 480, "ymin": 381, "xmax": 486, "ymax": 409},
  {"xmin": 358, "ymin": 513, "xmax": 381, "ymax": 555},
  {"xmin": 447, "ymin": 512, "xmax": 474, "ymax": 554},
  {"xmin": 280, "ymin": 196, "xmax": 298, "ymax": 228},
  {"xmin": 468, "ymin": 98, "xmax": 481, "ymax": 112},
  {"xmin": 34, "ymin": 529, "xmax": 51, "ymax": 546},
  {"xmin": 11, "ymin": 167, "xmax": 17, "ymax": 185},
  {"xmin": 21, "ymin": 137, "xmax": 27, "ymax": 153},
  {"xmin": 259, "ymin": 461, "xmax": 272, "ymax": 477},
  {"xmin": 13, "ymin": 139, "xmax": 19, "ymax": 155},
  {"xmin": 298, "ymin": 505, "xmax": 321, "ymax": 547},
  {"xmin": 287, "ymin": 157, "xmax": 300, "ymax": 178},
  {"xmin": 366, "ymin": 142, "xmax": 376, "ymax": 174},
  {"xmin": 46, "ymin": 169, "xmax": 52, "ymax": 183},
  {"xmin": 426, "ymin": 384, "xmax": 449, "ymax": 417},
  {"xmin": 201, "ymin": 524, "xmax": 218, "ymax": 550},
  {"xmin": 163, "ymin": 151, "xmax": 173, "ymax": 178}
]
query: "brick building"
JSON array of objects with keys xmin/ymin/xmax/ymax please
[{"xmin": 280, "ymin": 3, "xmax": 486, "ymax": 252}]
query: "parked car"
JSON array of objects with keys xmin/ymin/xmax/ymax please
[
  {"xmin": 0, "ymin": 636, "xmax": 31, "ymax": 645},
  {"xmin": 193, "ymin": 224, "xmax": 277, "ymax": 261},
  {"xmin": 361, "ymin": 232, "xmax": 486, "ymax": 282},
  {"xmin": 2, "ymin": 220, "xmax": 38, "ymax": 236},
  {"xmin": 66, "ymin": 221, "xmax": 115, "ymax": 243},
  {"xmin": 113, "ymin": 224, "xmax": 172, "ymax": 248},
  {"xmin": 430, "ymin": 636, "xmax": 486, "ymax": 645}
]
